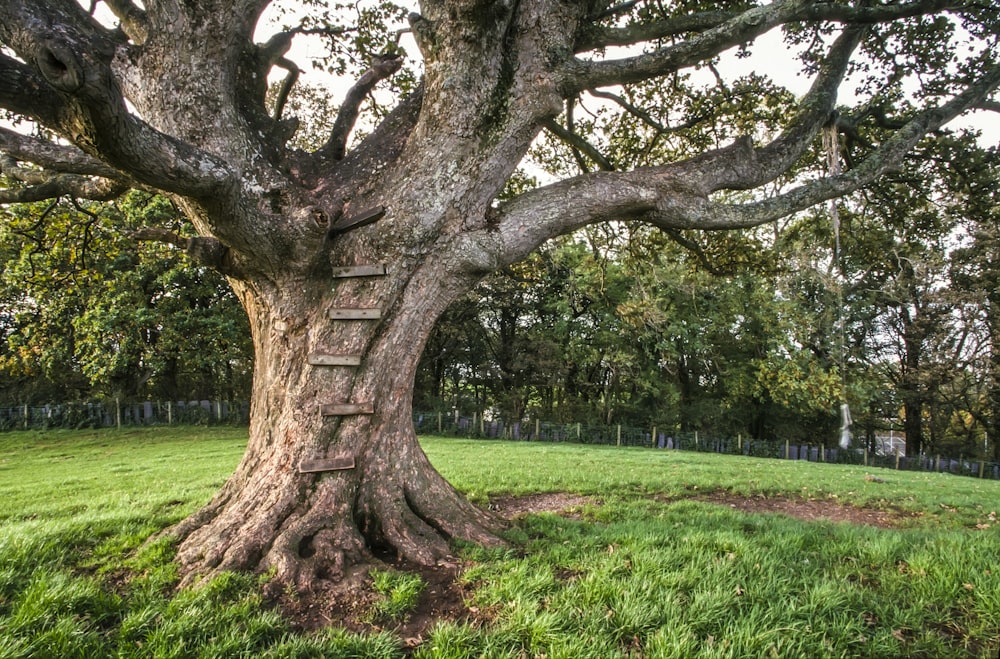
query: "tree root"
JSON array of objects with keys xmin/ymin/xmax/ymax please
[{"xmin": 169, "ymin": 460, "xmax": 506, "ymax": 594}]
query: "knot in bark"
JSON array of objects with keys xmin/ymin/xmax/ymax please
[{"xmin": 35, "ymin": 41, "xmax": 84, "ymax": 93}]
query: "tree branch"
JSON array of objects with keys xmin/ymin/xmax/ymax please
[
  {"xmin": 565, "ymin": 0, "xmax": 965, "ymax": 93},
  {"xmin": 577, "ymin": 11, "xmax": 736, "ymax": 52},
  {"xmin": 0, "ymin": 52, "xmax": 68, "ymax": 126},
  {"xmin": 0, "ymin": 1, "xmax": 235, "ymax": 202},
  {"xmin": 316, "ymin": 55, "xmax": 404, "ymax": 162},
  {"xmin": 975, "ymin": 100, "xmax": 1000, "ymax": 113},
  {"xmin": 648, "ymin": 62, "xmax": 1000, "ymax": 231},
  {"xmin": 133, "ymin": 227, "xmax": 238, "ymax": 275},
  {"xmin": 541, "ymin": 118, "xmax": 615, "ymax": 172},
  {"xmin": 0, "ymin": 127, "xmax": 123, "ymax": 179},
  {"xmin": 565, "ymin": 0, "xmax": 811, "ymax": 92},
  {"xmin": 99, "ymin": 0, "xmax": 149, "ymax": 43},
  {"xmin": 717, "ymin": 26, "xmax": 865, "ymax": 191},
  {"xmin": 463, "ymin": 53, "xmax": 1000, "ymax": 273},
  {"xmin": 0, "ymin": 159, "xmax": 129, "ymax": 203}
]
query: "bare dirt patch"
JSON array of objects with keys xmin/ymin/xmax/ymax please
[
  {"xmin": 275, "ymin": 557, "xmax": 471, "ymax": 646},
  {"xmin": 487, "ymin": 492, "xmax": 598, "ymax": 519},
  {"xmin": 695, "ymin": 492, "xmax": 917, "ymax": 528}
]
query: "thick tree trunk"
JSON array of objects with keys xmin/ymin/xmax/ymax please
[{"xmin": 170, "ymin": 254, "xmax": 504, "ymax": 591}]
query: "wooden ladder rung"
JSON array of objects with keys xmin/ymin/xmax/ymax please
[
  {"xmin": 298, "ymin": 456, "xmax": 356, "ymax": 473},
  {"xmin": 319, "ymin": 402, "xmax": 374, "ymax": 416},
  {"xmin": 328, "ymin": 308, "xmax": 382, "ymax": 320},
  {"xmin": 308, "ymin": 353, "xmax": 362, "ymax": 366},
  {"xmin": 331, "ymin": 264, "xmax": 387, "ymax": 278}
]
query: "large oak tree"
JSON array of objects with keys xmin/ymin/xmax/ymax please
[{"xmin": 1, "ymin": 0, "xmax": 998, "ymax": 591}]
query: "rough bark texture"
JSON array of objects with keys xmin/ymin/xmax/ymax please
[{"xmin": 1, "ymin": 0, "xmax": 998, "ymax": 590}]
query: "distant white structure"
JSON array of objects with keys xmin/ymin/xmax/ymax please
[{"xmin": 873, "ymin": 431, "xmax": 906, "ymax": 457}]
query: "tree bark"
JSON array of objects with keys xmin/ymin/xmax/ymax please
[{"xmin": 171, "ymin": 253, "xmax": 504, "ymax": 589}]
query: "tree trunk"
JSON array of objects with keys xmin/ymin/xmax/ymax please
[{"xmin": 170, "ymin": 252, "xmax": 504, "ymax": 591}]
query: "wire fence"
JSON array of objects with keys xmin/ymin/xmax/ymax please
[
  {"xmin": 3, "ymin": 401, "xmax": 997, "ymax": 481},
  {"xmin": 414, "ymin": 411, "xmax": 1000, "ymax": 482}
]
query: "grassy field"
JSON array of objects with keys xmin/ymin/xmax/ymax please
[{"xmin": 0, "ymin": 428, "xmax": 998, "ymax": 657}]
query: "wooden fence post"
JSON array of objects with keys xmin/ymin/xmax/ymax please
[
  {"xmin": 695, "ymin": 431, "xmax": 699, "ymax": 449},
  {"xmin": 167, "ymin": 401, "xmax": 173, "ymax": 425},
  {"xmin": 785, "ymin": 440, "xmax": 790, "ymax": 460},
  {"xmin": 652, "ymin": 425, "xmax": 657, "ymax": 448},
  {"xmin": 535, "ymin": 418, "xmax": 540, "ymax": 441},
  {"xmin": 115, "ymin": 398, "xmax": 121, "ymax": 430},
  {"xmin": 616, "ymin": 425, "xmax": 621, "ymax": 446},
  {"xmin": 980, "ymin": 460, "xmax": 986, "ymax": 479},
  {"xmin": 895, "ymin": 447, "xmax": 901, "ymax": 470},
  {"xmin": 437, "ymin": 411, "xmax": 442, "ymax": 434},
  {"xmin": 935, "ymin": 454, "xmax": 940, "ymax": 472}
]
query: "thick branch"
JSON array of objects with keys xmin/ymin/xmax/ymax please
[
  {"xmin": 0, "ymin": 161, "xmax": 128, "ymax": 203},
  {"xmin": 464, "ymin": 59, "xmax": 1000, "ymax": 272},
  {"xmin": 0, "ymin": 52, "xmax": 67, "ymax": 126},
  {"xmin": 718, "ymin": 26, "xmax": 865, "ymax": 190},
  {"xmin": 650, "ymin": 62, "xmax": 1000, "ymax": 231},
  {"xmin": 0, "ymin": 1, "xmax": 236, "ymax": 202},
  {"xmin": 0, "ymin": 128, "xmax": 123, "ymax": 179},
  {"xmin": 316, "ymin": 56, "xmax": 404, "ymax": 162},
  {"xmin": 577, "ymin": 11, "xmax": 736, "ymax": 51},
  {"xmin": 566, "ymin": 0, "xmax": 819, "ymax": 92}
]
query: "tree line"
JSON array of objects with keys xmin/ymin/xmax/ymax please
[
  {"xmin": 4, "ymin": 130, "xmax": 999, "ymax": 462},
  {"xmin": 416, "ymin": 131, "xmax": 1000, "ymax": 462}
]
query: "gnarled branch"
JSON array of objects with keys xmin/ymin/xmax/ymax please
[
  {"xmin": 465, "ymin": 49, "xmax": 1000, "ymax": 272},
  {"xmin": 0, "ymin": 128, "xmax": 123, "ymax": 179},
  {"xmin": 0, "ymin": 1, "xmax": 235, "ymax": 202},
  {"xmin": 316, "ymin": 56, "xmax": 404, "ymax": 162},
  {"xmin": 0, "ymin": 159, "xmax": 129, "ymax": 203}
]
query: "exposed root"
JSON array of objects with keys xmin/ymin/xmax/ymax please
[{"xmin": 170, "ymin": 463, "xmax": 506, "ymax": 594}]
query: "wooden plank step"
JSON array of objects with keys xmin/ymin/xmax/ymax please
[
  {"xmin": 331, "ymin": 264, "xmax": 387, "ymax": 278},
  {"xmin": 330, "ymin": 205, "xmax": 386, "ymax": 235},
  {"xmin": 328, "ymin": 308, "xmax": 382, "ymax": 320},
  {"xmin": 308, "ymin": 353, "xmax": 362, "ymax": 366},
  {"xmin": 298, "ymin": 456, "xmax": 356, "ymax": 473},
  {"xmin": 319, "ymin": 402, "xmax": 374, "ymax": 416}
]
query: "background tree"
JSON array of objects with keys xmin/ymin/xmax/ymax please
[
  {"xmin": 0, "ymin": 191, "xmax": 252, "ymax": 403},
  {"xmin": 1, "ymin": 0, "xmax": 998, "ymax": 593}
]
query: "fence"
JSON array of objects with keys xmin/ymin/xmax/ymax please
[
  {"xmin": 413, "ymin": 411, "xmax": 1000, "ymax": 481},
  {"xmin": 3, "ymin": 401, "xmax": 997, "ymax": 481},
  {"xmin": 0, "ymin": 399, "xmax": 249, "ymax": 430}
]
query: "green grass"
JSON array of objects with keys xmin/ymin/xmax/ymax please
[{"xmin": 1, "ymin": 429, "xmax": 998, "ymax": 658}]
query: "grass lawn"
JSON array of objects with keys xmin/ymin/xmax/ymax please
[{"xmin": 0, "ymin": 428, "xmax": 998, "ymax": 657}]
